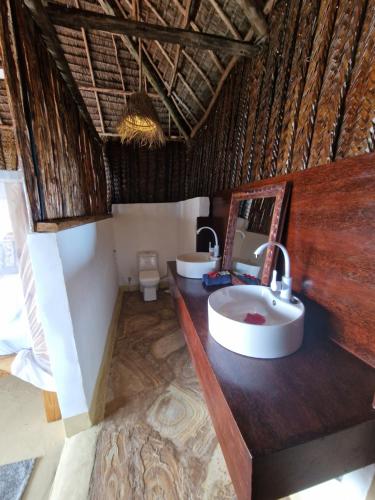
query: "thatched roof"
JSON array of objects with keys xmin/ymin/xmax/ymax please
[
  {"xmin": 0, "ymin": 0, "xmax": 276, "ymax": 148},
  {"xmin": 46, "ymin": 0, "xmax": 275, "ymax": 140}
]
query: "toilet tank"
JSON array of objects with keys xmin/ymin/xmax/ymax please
[{"xmin": 138, "ymin": 251, "xmax": 158, "ymax": 271}]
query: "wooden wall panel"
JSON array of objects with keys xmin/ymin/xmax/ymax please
[
  {"xmin": 0, "ymin": 0, "xmax": 107, "ymax": 221},
  {"xmin": 212, "ymin": 153, "xmax": 375, "ymax": 368}
]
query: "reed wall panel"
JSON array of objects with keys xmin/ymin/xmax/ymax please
[
  {"xmin": 0, "ymin": 0, "xmax": 107, "ymax": 221},
  {"xmin": 106, "ymin": 140, "xmax": 188, "ymax": 204}
]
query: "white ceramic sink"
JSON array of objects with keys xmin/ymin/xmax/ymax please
[
  {"xmin": 176, "ymin": 252, "xmax": 221, "ymax": 279},
  {"xmin": 208, "ymin": 285, "xmax": 304, "ymax": 359}
]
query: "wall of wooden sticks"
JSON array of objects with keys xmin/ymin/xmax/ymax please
[{"xmin": 0, "ymin": 0, "xmax": 108, "ymax": 221}]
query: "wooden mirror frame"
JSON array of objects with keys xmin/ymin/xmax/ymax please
[{"xmin": 222, "ymin": 182, "xmax": 290, "ymax": 285}]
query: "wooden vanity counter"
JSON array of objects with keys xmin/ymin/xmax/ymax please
[{"xmin": 168, "ymin": 262, "xmax": 375, "ymax": 500}]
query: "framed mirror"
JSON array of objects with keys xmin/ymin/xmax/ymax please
[{"xmin": 222, "ymin": 182, "xmax": 290, "ymax": 285}]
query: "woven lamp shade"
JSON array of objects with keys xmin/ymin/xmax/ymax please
[{"xmin": 117, "ymin": 92, "xmax": 165, "ymax": 147}]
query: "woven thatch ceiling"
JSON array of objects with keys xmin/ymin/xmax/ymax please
[
  {"xmin": 0, "ymin": 0, "xmax": 276, "ymax": 148},
  {"xmin": 45, "ymin": 0, "xmax": 276, "ymax": 140}
]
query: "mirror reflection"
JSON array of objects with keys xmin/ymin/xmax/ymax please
[
  {"xmin": 222, "ymin": 183, "xmax": 289, "ymax": 285},
  {"xmin": 232, "ymin": 197, "xmax": 276, "ymax": 278}
]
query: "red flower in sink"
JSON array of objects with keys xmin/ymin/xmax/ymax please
[{"xmin": 244, "ymin": 313, "xmax": 266, "ymax": 325}]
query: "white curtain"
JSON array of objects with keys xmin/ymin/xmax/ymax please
[{"xmin": 0, "ymin": 176, "xmax": 55, "ymax": 390}]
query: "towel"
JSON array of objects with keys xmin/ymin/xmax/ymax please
[
  {"xmin": 202, "ymin": 271, "xmax": 232, "ymax": 287},
  {"xmin": 232, "ymin": 272, "xmax": 260, "ymax": 285}
]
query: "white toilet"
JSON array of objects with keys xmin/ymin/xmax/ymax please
[{"xmin": 138, "ymin": 251, "xmax": 160, "ymax": 302}]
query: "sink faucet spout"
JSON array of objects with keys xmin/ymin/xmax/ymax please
[
  {"xmin": 196, "ymin": 226, "xmax": 220, "ymax": 258},
  {"xmin": 254, "ymin": 242, "xmax": 292, "ymax": 301}
]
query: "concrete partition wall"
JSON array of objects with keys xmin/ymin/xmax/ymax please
[
  {"xmin": 28, "ymin": 199, "xmax": 208, "ymax": 419},
  {"xmin": 28, "ymin": 219, "xmax": 118, "ymax": 419},
  {"xmin": 112, "ymin": 197, "xmax": 210, "ymax": 286}
]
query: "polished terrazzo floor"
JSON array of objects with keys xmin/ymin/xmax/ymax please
[{"xmin": 89, "ymin": 291, "xmax": 236, "ymax": 499}]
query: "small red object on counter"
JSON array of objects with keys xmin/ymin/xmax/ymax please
[
  {"xmin": 244, "ymin": 313, "xmax": 266, "ymax": 325},
  {"xmin": 243, "ymin": 273, "xmax": 257, "ymax": 280}
]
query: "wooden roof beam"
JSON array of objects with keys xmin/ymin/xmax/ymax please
[
  {"xmin": 207, "ymin": 0, "xmax": 241, "ymax": 40},
  {"xmin": 191, "ymin": 0, "xmax": 274, "ymax": 137},
  {"xmin": 75, "ymin": 0, "xmax": 106, "ymax": 133},
  {"xmin": 177, "ymin": 73, "xmax": 205, "ymax": 112},
  {"xmin": 120, "ymin": 36, "xmax": 189, "ymax": 139},
  {"xmin": 112, "ymin": 34, "xmax": 127, "ymax": 105},
  {"xmin": 169, "ymin": 0, "xmax": 193, "ymax": 94},
  {"xmin": 23, "ymin": 0, "xmax": 101, "ymax": 143},
  {"xmin": 96, "ymin": 0, "xmax": 190, "ymax": 140},
  {"xmin": 189, "ymin": 21, "xmax": 224, "ymax": 72},
  {"xmin": 236, "ymin": 0, "xmax": 268, "ymax": 40},
  {"xmin": 144, "ymin": 0, "xmax": 224, "ymax": 72},
  {"xmin": 171, "ymin": 93, "xmax": 198, "ymax": 126},
  {"xmin": 78, "ymin": 85, "xmax": 159, "ymax": 98},
  {"xmin": 46, "ymin": 5, "xmax": 260, "ymax": 58},
  {"xmin": 181, "ymin": 50, "xmax": 214, "ymax": 94}
]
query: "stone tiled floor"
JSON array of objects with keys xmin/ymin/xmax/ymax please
[{"xmin": 89, "ymin": 291, "xmax": 236, "ymax": 499}]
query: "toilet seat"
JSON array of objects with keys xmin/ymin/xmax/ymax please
[{"xmin": 139, "ymin": 269, "xmax": 160, "ymax": 286}]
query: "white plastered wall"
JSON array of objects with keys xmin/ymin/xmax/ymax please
[
  {"xmin": 112, "ymin": 197, "xmax": 210, "ymax": 286},
  {"xmin": 28, "ymin": 198, "xmax": 209, "ymax": 418},
  {"xmin": 28, "ymin": 219, "xmax": 118, "ymax": 418}
]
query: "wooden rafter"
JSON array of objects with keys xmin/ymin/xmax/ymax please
[
  {"xmin": 112, "ymin": 34, "xmax": 127, "ymax": 105},
  {"xmin": 207, "ymin": 0, "xmax": 241, "ymax": 40},
  {"xmin": 141, "ymin": 0, "xmax": 214, "ymax": 97},
  {"xmin": 189, "ymin": 21, "xmax": 224, "ymax": 72},
  {"xmin": 46, "ymin": 5, "xmax": 260, "ymax": 58},
  {"xmin": 169, "ymin": 46, "xmax": 182, "ymax": 96},
  {"xmin": 78, "ymin": 85, "xmax": 159, "ymax": 98},
  {"xmin": 181, "ymin": 50, "xmax": 214, "ymax": 94},
  {"xmin": 75, "ymin": 0, "xmax": 105, "ymax": 133},
  {"xmin": 168, "ymin": 0, "xmax": 193, "ymax": 95},
  {"xmin": 236, "ymin": 0, "xmax": 268, "ymax": 39},
  {"xmin": 177, "ymin": 73, "xmax": 205, "ymax": 112},
  {"xmin": 171, "ymin": 93, "xmax": 198, "ymax": 126},
  {"xmin": 96, "ymin": 0, "xmax": 189, "ymax": 140},
  {"xmin": 23, "ymin": 0, "xmax": 101, "ymax": 143},
  {"xmin": 143, "ymin": 0, "xmax": 224, "ymax": 73},
  {"xmin": 191, "ymin": 0, "xmax": 274, "ymax": 137}
]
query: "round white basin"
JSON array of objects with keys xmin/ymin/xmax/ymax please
[
  {"xmin": 176, "ymin": 252, "xmax": 221, "ymax": 279},
  {"xmin": 208, "ymin": 285, "xmax": 304, "ymax": 359}
]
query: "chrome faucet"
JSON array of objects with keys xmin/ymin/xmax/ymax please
[
  {"xmin": 254, "ymin": 242, "xmax": 292, "ymax": 301},
  {"xmin": 196, "ymin": 226, "xmax": 220, "ymax": 258}
]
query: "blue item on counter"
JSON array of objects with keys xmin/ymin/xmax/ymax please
[{"xmin": 202, "ymin": 271, "xmax": 232, "ymax": 287}]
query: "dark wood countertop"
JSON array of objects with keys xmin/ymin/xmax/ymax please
[{"xmin": 168, "ymin": 261, "xmax": 375, "ymax": 499}]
